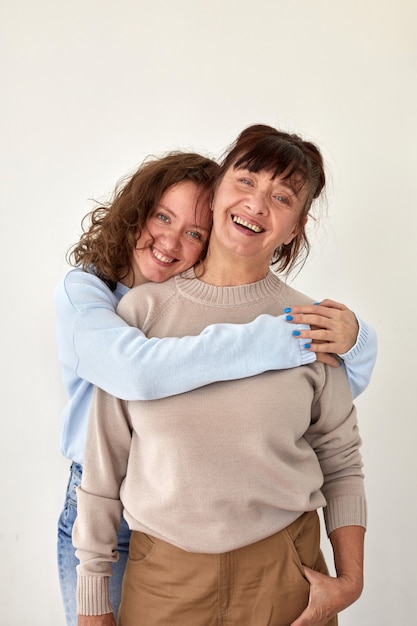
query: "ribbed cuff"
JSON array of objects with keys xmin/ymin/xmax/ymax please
[
  {"xmin": 323, "ymin": 494, "xmax": 367, "ymax": 536},
  {"xmin": 299, "ymin": 344, "xmax": 317, "ymax": 366},
  {"xmin": 295, "ymin": 323, "xmax": 317, "ymax": 366},
  {"xmin": 339, "ymin": 315, "xmax": 368, "ymax": 361},
  {"xmin": 76, "ymin": 575, "xmax": 113, "ymax": 616}
]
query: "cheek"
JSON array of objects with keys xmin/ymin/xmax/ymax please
[
  {"xmin": 212, "ymin": 185, "xmax": 235, "ymax": 212},
  {"xmin": 136, "ymin": 225, "xmax": 155, "ymax": 247},
  {"xmin": 134, "ymin": 233, "xmax": 144, "ymax": 250},
  {"xmin": 183, "ymin": 241, "xmax": 204, "ymax": 265}
]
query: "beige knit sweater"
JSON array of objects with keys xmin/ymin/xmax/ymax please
[{"xmin": 74, "ymin": 269, "xmax": 366, "ymax": 615}]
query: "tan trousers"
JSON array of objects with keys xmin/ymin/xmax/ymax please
[{"xmin": 118, "ymin": 511, "xmax": 337, "ymax": 626}]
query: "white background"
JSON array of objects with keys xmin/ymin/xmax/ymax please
[{"xmin": 1, "ymin": 1, "xmax": 416, "ymax": 624}]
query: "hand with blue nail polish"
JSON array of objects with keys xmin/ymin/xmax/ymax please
[{"xmin": 283, "ymin": 299, "xmax": 361, "ymax": 364}]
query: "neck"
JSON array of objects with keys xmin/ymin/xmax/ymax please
[{"xmin": 196, "ymin": 247, "xmax": 270, "ymax": 287}]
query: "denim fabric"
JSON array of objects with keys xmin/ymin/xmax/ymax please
[{"xmin": 57, "ymin": 462, "xmax": 131, "ymax": 625}]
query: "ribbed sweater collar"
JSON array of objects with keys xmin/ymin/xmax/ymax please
[{"xmin": 175, "ymin": 268, "xmax": 283, "ymax": 307}]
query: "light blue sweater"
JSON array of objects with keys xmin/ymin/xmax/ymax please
[{"xmin": 55, "ymin": 268, "xmax": 377, "ymax": 464}]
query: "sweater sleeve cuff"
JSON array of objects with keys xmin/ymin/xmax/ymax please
[
  {"xmin": 323, "ymin": 494, "xmax": 367, "ymax": 536},
  {"xmin": 339, "ymin": 315, "xmax": 370, "ymax": 361},
  {"xmin": 76, "ymin": 575, "xmax": 113, "ymax": 616},
  {"xmin": 295, "ymin": 323, "xmax": 317, "ymax": 366}
]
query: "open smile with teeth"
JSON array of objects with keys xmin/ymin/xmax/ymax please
[
  {"xmin": 232, "ymin": 215, "xmax": 265, "ymax": 233},
  {"xmin": 151, "ymin": 246, "xmax": 177, "ymax": 264}
]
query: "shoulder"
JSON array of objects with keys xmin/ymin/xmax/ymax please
[
  {"xmin": 58, "ymin": 267, "xmax": 101, "ymax": 289},
  {"xmin": 119, "ymin": 277, "xmax": 177, "ymax": 307},
  {"xmin": 273, "ymin": 275, "xmax": 316, "ymax": 307},
  {"xmin": 55, "ymin": 268, "xmax": 118, "ymax": 310},
  {"xmin": 117, "ymin": 277, "xmax": 178, "ymax": 323}
]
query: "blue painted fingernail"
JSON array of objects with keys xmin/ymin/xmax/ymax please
[
  {"xmin": 284, "ymin": 307, "xmax": 291, "ymax": 313},
  {"xmin": 286, "ymin": 315, "xmax": 293, "ymax": 321},
  {"xmin": 314, "ymin": 302, "xmax": 320, "ymax": 306},
  {"xmin": 292, "ymin": 330, "xmax": 300, "ymax": 336},
  {"xmin": 304, "ymin": 343, "xmax": 311, "ymax": 349}
]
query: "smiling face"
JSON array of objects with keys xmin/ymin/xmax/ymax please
[
  {"xmin": 130, "ymin": 181, "xmax": 211, "ymax": 286},
  {"xmin": 205, "ymin": 165, "xmax": 308, "ymax": 283}
]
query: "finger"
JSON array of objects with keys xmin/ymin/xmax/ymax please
[
  {"xmin": 290, "ymin": 605, "xmax": 331, "ymax": 626},
  {"xmin": 289, "ymin": 594, "xmax": 323, "ymax": 626},
  {"xmin": 285, "ymin": 301, "xmax": 350, "ymax": 323},
  {"xmin": 291, "ymin": 329, "xmax": 346, "ymax": 355},
  {"xmin": 303, "ymin": 566, "xmax": 329, "ymax": 585},
  {"xmin": 286, "ymin": 313, "xmax": 340, "ymax": 329},
  {"xmin": 316, "ymin": 299, "xmax": 349, "ymax": 311},
  {"xmin": 286, "ymin": 305, "xmax": 336, "ymax": 320},
  {"xmin": 292, "ymin": 328, "xmax": 336, "ymax": 342},
  {"xmin": 304, "ymin": 341, "xmax": 343, "ymax": 352},
  {"xmin": 315, "ymin": 353, "xmax": 341, "ymax": 367}
]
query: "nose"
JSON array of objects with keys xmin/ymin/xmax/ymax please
[
  {"xmin": 245, "ymin": 189, "xmax": 267, "ymax": 215},
  {"xmin": 160, "ymin": 229, "xmax": 182, "ymax": 253}
]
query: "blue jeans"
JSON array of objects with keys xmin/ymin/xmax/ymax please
[{"xmin": 57, "ymin": 462, "xmax": 131, "ymax": 626}]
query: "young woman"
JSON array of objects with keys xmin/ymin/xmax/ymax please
[{"xmin": 73, "ymin": 125, "xmax": 369, "ymax": 626}]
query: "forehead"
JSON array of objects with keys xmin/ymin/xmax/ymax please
[
  {"xmin": 231, "ymin": 139, "xmax": 311, "ymax": 194},
  {"xmin": 231, "ymin": 163, "xmax": 308, "ymax": 197},
  {"xmin": 160, "ymin": 181, "xmax": 211, "ymax": 226},
  {"xmin": 161, "ymin": 180, "xmax": 200, "ymax": 200}
]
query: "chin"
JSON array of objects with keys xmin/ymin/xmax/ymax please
[{"xmin": 144, "ymin": 269, "xmax": 175, "ymax": 283}]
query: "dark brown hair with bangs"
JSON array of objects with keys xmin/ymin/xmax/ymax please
[
  {"xmin": 67, "ymin": 152, "xmax": 219, "ymax": 288},
  {"xmin": 216, "ymin": 124, "xmax": 326, "ymax": 274}
]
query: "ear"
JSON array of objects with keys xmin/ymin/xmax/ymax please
[{"xmin": 283, "ymin": 215, "xmax": 308, "ymax": 245}]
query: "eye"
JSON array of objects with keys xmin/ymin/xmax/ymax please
[
  {"xmin": 274, "ymin": 194, "xmax": 290, "ymax": 206},
  {"xmin": 239, "ymin": 177, "xmax": 253, "ymax": 186},
  {"xmin": 156, "ymin": 212, "xmax": 170, "ymax": 223},
  {"xmin": 186, "ymin": 230, "xmax": 203, "ymax": 241}
]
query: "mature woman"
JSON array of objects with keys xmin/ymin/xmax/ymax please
[
  {"xmin": 73, "ymin": 125, "xmax": 367, "ymax": 626},
  {"xmin": 70, "ymin": 127, "xmax": 364, "ymax": 626}
]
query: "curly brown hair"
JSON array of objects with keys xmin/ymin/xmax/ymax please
[
  {"xmin": 216, "ymin": 124, "xmax": 326, "ymax": 274},
  {"xmin": 67, "ymin": 152, "xmax": 219, "ymax": 287}
]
